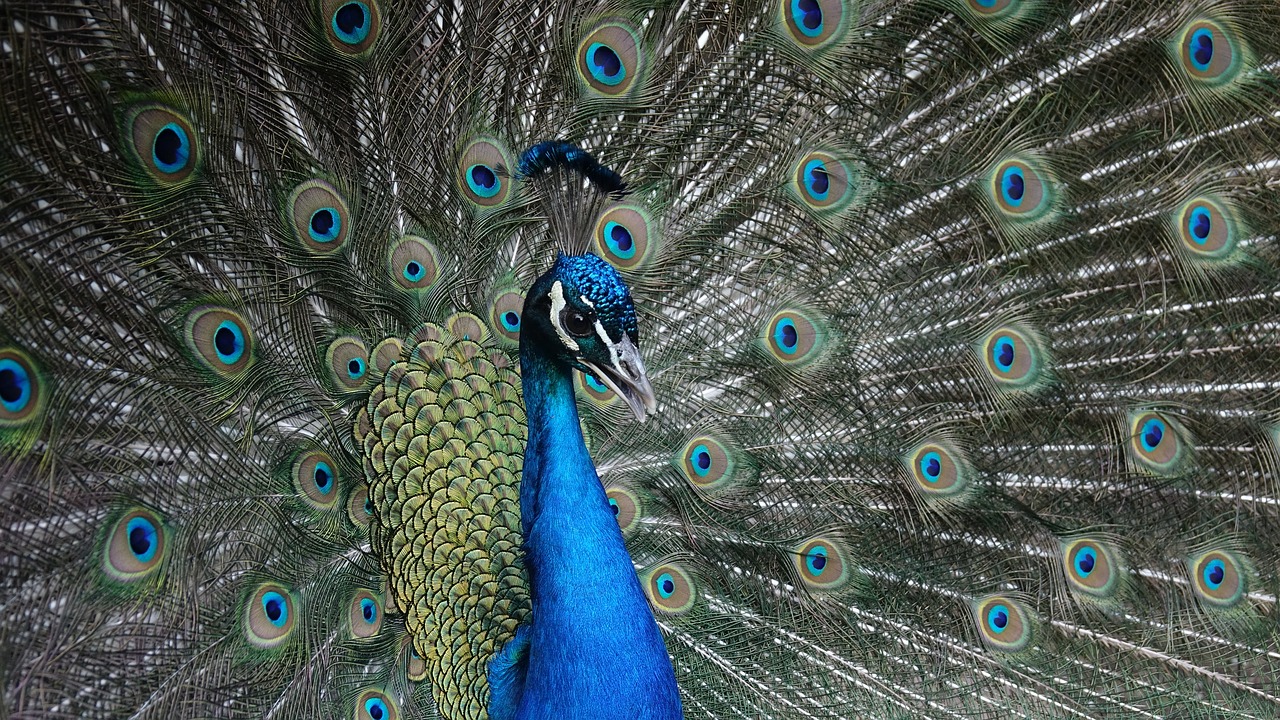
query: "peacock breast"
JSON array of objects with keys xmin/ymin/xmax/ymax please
[{"xmin": 356, "ymin": 312, "xmax": 531, "ymax": 720}]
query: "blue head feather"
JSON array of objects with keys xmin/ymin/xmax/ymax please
[{"xmin": 553, "ymin": 252, "xmax": 639, "ymax": 341}]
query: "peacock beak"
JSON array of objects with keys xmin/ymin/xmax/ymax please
[{"xmin": 579, "ymin": 336, "xmax": 657, "ymax": 423}]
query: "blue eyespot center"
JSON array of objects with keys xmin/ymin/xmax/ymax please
[
  {"xmin": 466, "ymin": 164, "xmax": 500, "ymax": 198},
  {"xmin": 921, "ymin": 451, "xmax": 942, "ymax": 481},
  {"xmin": 805, "ymin": 546, "xmax": 828, "ymax": 576},
  {"xmin": 656, "ymin": 572, "xmax": 676, "ymax": 598},
  {"xmin": 588, "ymin": 43, "xmax": 625, "ymax": 84},
  {"xmin": 1189, "ymin": 207, "xmax": 1211, "ymax": 243},
  {"xmin": 501, "ymin": 311, "xmax": 521, "ymax": 332},
  {"xmin": 1190, "ymin": 28, "xmax": 1214, "ymax": 70},
  {"xmin": 608, "ymin": 498, "xmax": 620, "ymax": 516},
  {"xmin": 360, "ymin": 597, "xmax": 377, "ymax": 623},
  {"xmin": 803, "ymin": 160, "xmax": 830, "ymax": 200},
  {"xmin": 309, "ymin": 208, "xmax": 341, "ymax": 243},
  {"xmin": 610, "ymin": 224, "xmax": 633, "ymax": 251},
  {"xmin": 152, "ymin": 123, "xmax": 190, "ymax": 174},
  {"xmin": 691, "ymin": 444, "xmax": 712, "ymax": 476},
  {"xmin": 988, "ymin": 605, "xmax": 1009, "ymax": 633},
  {"xmin": 364, "ymin": 497, "xmax": 374, "ymax": 516},
  {"xmin": 993, "ymin": 336, "xmax": 1015, "ymax": 371},
  {"xmin": 213, "ymin": 321, "xmax": 245, "ymax": 364},
  {"xmin": 1001, "ymin": 167, "xmax": 1025, "ymax": 204},
  {"xmin": 347, "ymin": 357, "xmax": 366, "ymax": 380},
  {"xmin": 365, "ymin": 697, "xmax": 387, "ymax": 720},
  {"xmin": 403, "ymin": 260, "xmax": 425, "ymax": 281},
  {"xmin": 0, "ymin": 360, "xmax": 31, "ymax": 411},
  {"xmin": 333, "ymin": 2, "xmax": 371, "ymax": 44},
  {"xmin": 314, "ymin": 461, "xmax": 334, "ymax": 494},
  {"xmin": 1204, "ymin": 558, "xmax": 1226, "ymax": 589},
  {"xmin": 126, "ymin": 517, "xmax": 158, "ymax": 562},
  {"xmin": 1140, "ymin": 418, "xmax": 1165, "ymax": 452},
  {"xmin": 1074, "ymin": 547, "xmax": 1096, "ymax": 577},
  {"xmin": 603, "ymin": 221, "xmax": 637, "ymax": 259},
  {"xmin": 774, "ymin": 318, "xmax": 800, "ymax": 353},
  {"xmin": 791, "ymin": 0, "xmax": 824, "ymax": 35},
  {"xmin": 695, "ymin": 449, "xmax": 711, "ymax": 471},
  {"xmin": 263, "ymin": 591, "xmax": 288, "ymax": 627}
]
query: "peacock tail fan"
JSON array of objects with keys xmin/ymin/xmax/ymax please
[{"xmin": 2, "ymin": 0, "xmax": 1279, "ymax": 718}]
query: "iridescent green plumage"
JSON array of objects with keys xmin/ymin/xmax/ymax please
[
  {"xmin": 359, "ymin": 316, "xmax": 528, "ymax": 720},
  {"xmin": 2, "ymin": 0, "xmax": 1280, "ymax": 718}
]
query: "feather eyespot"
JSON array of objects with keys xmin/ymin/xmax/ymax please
[
  {"xmin": 988, "ymin": 156, "xmax": 1053, "ymax": 220},
  {"xmin": 1175, "ymin": 19, "xmax": 1243, "ymax": 86},
  {"xmin": 790, "ymin": 151, "xmax": 857, "ymax": 215},
  {"xmin": 489, "ymin": 289, "xmax": 526, "ymax": 343},
  {"xmin": 327, "ymin": 337, "xmax": 370, "ymax": 392},
  {"xmin": 349, "ymin": 590, "xmax": 383, "ymax": 638},
  {"xmin": 322, "ymin": 0, "xmax": 381, "ymax": 54},
  {"xmin": 389, "ymin": 236, "xmax": 441, "ymax": 291},
  {"xmin": 1173, "ymin": 196, "xmax": 1239, "ymax": 262},
  {"xmin": 593, "ymin": 205, "xmax": 656, "ymax": 270},
  {"xmin": 103, "ymin": 508, "xmax": 167, "ymax": 582},
  {"xmin": 245, "ymin": 583, "xmax": 297, "ymax": 648},
  {"xmin": 347, "ymin": 484, "xmax": 372, "ymax": 528},
  {"xmin": 457, "ymin": 138, "xmax": 514, "ymax": 208},
  {"xmin": 792, "ymin": 537, "xmax": 852, "ymax": 592},
  {"xmin": 973, "ymin": 595, "xmax": 1032, "ymax": 651},
  {"xmin": 764, "ymin": 308, "xmax": 825, "ymax": 364},
  {"xmin": 966, "ymin": 0, "xmax": 1017, "ymax": 16},
  {"xmin": 979, "ymin": 324, "xmax": 1046, "ymax": 391},
  {"xmin": 288, "ymin": 180, "xmax": 351, "ymax": 254},
  {"xmin": 576, "ymin": 22, "xmax": 642, "ymax": 97},
  {"xmin": 1127, "ymin": 411, "xmax": 1190, "ymax": 475},
  {"xmin": 642, "ymin": 563, "xmax": 697, "ymax": 615},
  {"xmin": 904, "ymin": 440, "xmax": 970, "ymax": 500},
  {"xmin": 294, "ymin": 449, "xmax": 340, "ymax": 510},
  {"xmin": 444, "ymin": 313, "xmax": 489, "ymax": 344},
  {"xmin": 185, "ymin": 307, "xmax": 253, "ymax": 378},
  {"xmin": 372, "ymin": 338, "xmax": 405, "ymax": 375},
  {"xmin": 356, "ymin": 690, "xmax": 398, "ymax": 720},
  {"xmin": 1061, "ymin": 538, "xmax": 1121, "ymax": 598},
  {"xmin": 779, "ymin": 0, "xmax": 849, "ymax": 49},
  {"xmin": 0, "ymin": 348, "xmax": 43, "ymax": 426},
  {"xmin": 404, "ymin": 638, "xmax": 428, "ymax": 681},
  {"xmin": 677, "ymin": 436, "xmax": 738, "ymax": 494},
  {"xmin": 1188, "ymin": 550, "xmax": 1247, "ymax": 608},
  {"xmin": 605, "ymin": 485, "xmax": 642, "ymax": 536},
  {"xmin": 125, "ymin": 105, "xmax": 199, "ymax": 184}
]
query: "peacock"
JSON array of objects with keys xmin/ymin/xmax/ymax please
[{"xmin": 2, "ymin": 0, "xmax": 1279, "ymax": 717}]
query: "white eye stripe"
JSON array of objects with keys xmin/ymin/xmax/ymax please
[
  {"xmin": 549, "ymin": 281, "xmax": 579, "ymax": 352},
  {"xmin": 594, "ymin": 319, "xmax": 619, "ymax": 369}
]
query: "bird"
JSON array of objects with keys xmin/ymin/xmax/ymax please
[{"xmin": 1, "ymin": 0, "xmax": 1279, "ymax": 718}]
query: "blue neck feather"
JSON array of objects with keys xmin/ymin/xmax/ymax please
[{"xmin": 495, "ymin": 342, "xmax": 681, "ymax": 720}]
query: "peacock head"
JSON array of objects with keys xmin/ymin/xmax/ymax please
[{"xmin": 523, "ymin": 252, "xmax": 657, "ymax": 422}]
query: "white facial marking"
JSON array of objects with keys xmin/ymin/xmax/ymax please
[
  {"xmin": 595, "ymin": 319, "xmax": 619, "ymax": 369},
  {"xmin": 549, "ymin": 281, "xmax": 579, "ymax": 351},
  {"xmin": 579, "ymin": 293, "xmax": 619, "ymax": 368}
]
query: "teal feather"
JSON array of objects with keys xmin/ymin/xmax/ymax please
[{"xmin": 3, "ymin": 0, "xmax": 1280, "ymax": 717}]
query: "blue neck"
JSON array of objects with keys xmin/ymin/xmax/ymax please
[{"xmin": 509, "ymin": 343, "xmax": 681, "ymax": 720}]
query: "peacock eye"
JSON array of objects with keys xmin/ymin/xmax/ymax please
[{"xmin": 561, "ymin": 309, "xmax": 595, "ymax": 338}]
